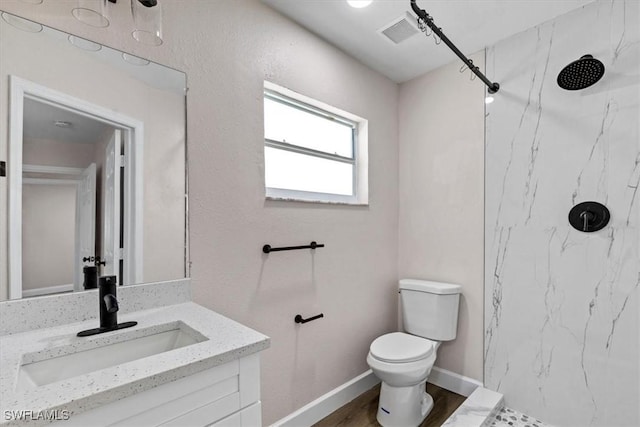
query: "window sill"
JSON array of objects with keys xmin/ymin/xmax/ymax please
[
  {"xmin": 265, "ymin": 188, "xmax": 368, "ymax": 206},
  {"xmin": 266, "ymin": 195, "xmax": 369, "ymax": 206}
]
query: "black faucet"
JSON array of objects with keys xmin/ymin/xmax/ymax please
[{"xmin": 77, "ymin": 275, "xmax": 137, "ymax": 337}]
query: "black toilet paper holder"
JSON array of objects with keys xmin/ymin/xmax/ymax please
[{"xmin": 294, "ymin": 313, "xmax": 324, "ymax": 324}]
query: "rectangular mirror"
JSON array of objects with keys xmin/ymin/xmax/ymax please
[{"xmin": 0, "ymin": 11, "xmax": 188, "ymax": 301}]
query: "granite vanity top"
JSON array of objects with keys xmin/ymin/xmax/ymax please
[{"xmin": 0, "ymin": 302, "xmax": 270, "ymax": 425}]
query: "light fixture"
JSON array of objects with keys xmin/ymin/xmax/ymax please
[
  {"xmin": 71, "ymin": 0, "xmax": 163, "ymax": 46},
  {"xmin": 131, "ymin": 0, "xmax": 163, "ymax": 46},
  {"xmin": 72, "ymin": 0, "xmax": 109, "ymax": 28},
  {"xmin": 347, "ymin": 0, "xmax": 373, "ymax": 8},
  {"xmin": 485, "ymin": 96, "xmax": 495, "ymax": 104}
]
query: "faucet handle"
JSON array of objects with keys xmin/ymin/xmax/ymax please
[
  {"xmin": 103, "ymin": 294, "xmax": 119, "ymax": 313},
  {"xmin": 99, "ymin": 275, "xmax": 119, "ymax": 314}
]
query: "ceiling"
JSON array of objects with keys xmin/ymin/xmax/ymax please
[
  {"xmin": 24, "ymin": 98, "xmax": 113, "ymax": 145},
  {"xmin": 262, "ymin": 0, "xmax": 594, "ymax": 83}
]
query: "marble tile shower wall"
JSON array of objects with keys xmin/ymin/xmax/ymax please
[{"xmin": 484, "ymin": 1, "xmax": 639, "ymax": 426}]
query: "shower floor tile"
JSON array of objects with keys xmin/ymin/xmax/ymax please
[{"xmin": 487, "ymin": 407, "xmax": 553, "ymax": 427}]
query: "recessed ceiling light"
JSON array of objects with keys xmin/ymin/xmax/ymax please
[{"xmin": 347, "ymin": 0, "xmax": 372, "ymax": 9}]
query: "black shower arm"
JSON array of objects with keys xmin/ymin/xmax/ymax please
[{"xmin": 410, "ymin": 0, "xmax": 500, "ymax": 94}]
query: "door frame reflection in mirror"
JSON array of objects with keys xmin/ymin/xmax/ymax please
[{"xmin": 8, "ymin": 75, "xmax": 144, "ymax": 299}]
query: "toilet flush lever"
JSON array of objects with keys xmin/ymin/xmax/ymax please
[{"xmin": 294, "ymin": 313, "xmax": 324, "ymax": 324}]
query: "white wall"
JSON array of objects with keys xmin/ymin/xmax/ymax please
[
  {"xmin": 22, "ymin": 183, "xmax": 76, "ymax": 290},
  {"xmin": 398, "ymin": 52, "xmax": 485, "ymax": 382},
  {"xmin": 180, "ymin": 3, "xmax": 400, "ymax": 421},
  {"xmin": 21, "ymin": 136, "xmax": 98, "ymax": 292},
  {"xmin": 23, "ymin": 137, "xmax": 97, "ymax": 168},
  {"xmin": 0, "ymin": 0, "xmax": 400, "ymax": 423}
]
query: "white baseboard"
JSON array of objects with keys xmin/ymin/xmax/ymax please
[
  {"xmin": 270, "ymin": 370, "xmax": 380, "ymax": 427},
  {"xmin": 428, "ymin": 366, "xmax": 483, "ymax": 397}
]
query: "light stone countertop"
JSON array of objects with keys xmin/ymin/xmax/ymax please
[{"xmin": 0, "ymin": 302, "xmax": 270, "ymax": 425}]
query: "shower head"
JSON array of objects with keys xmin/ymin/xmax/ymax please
[{"xmin": 557, "ymin": 55, "xmax": 605, "ymax": 90}]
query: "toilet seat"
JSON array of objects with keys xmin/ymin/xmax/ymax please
[{"xmin": 370, "ymin": 332, "xmax": 434, "ymax": 363}]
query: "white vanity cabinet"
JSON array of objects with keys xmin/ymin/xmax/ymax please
[
  {"xmin": 2, "ymin": 301, "xmax": 270, "ymax": 427},
  {"xmin": 55, "ymin": 353, "xmax": 262, "ymax": 427}
]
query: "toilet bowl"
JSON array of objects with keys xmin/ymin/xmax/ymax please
[
  {"xmin": 367, "ymin": 279, "xmax": 461, "ymax": 427},
  {"xmin": 367, "ymin": 332, "xmax": 440, "ymax": 426}
]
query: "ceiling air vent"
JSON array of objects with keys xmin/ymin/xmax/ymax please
[{"xmin": 378, "ymin": 12, "xmax": 420, "ymax": 44}]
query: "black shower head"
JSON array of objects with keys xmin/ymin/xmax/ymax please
[{"xmin": 557, "ymin": 55, "xmax": 605, "ymax": 90}]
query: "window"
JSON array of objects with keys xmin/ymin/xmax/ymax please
[{"xmin": 263, "ymin": 82, "xmax": 368, "ymax": 204}]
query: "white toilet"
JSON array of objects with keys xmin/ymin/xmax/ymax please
[{"xmin": 367, "ymin": 279, "xmax": 461, "ymax": 427}]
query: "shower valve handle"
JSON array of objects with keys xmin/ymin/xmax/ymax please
[
  {"xmin": 580, "ymin": 210, "xmax": 595, "ymax": 232},
  {"xmin": 569, "ymin": 202, "xmax": 610, "ymax": 233}
]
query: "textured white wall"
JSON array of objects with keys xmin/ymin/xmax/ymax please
[
  {"xmin": 0, "ymin": 0, "xmax": 399, "ymax": 423},
  {"xmin": 176, "ymin": 3, "xmax": 399, "ymax": 422},
  {"xmin": 21, "ymin": 137, "xmax": 98, "ymax": 292},
  {"xmin": 398, "ymin": 52, "xmax": 485, "ymax": 382},
  {"xmin": 22, "ymin": 184, "xmax": 76, "ymax": 290},
  {"xmin": 23, "ymin": 138, "xmax": 97, "ymax": 168}
]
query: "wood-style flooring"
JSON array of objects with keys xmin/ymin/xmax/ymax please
[{"xmin": 313, "ymin": 383, "xmax": 465, "ymax": 427}]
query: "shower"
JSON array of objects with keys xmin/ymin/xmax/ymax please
[{"xmin": 557, "ymin": 54, "xmax": 605, "ymax": 90}]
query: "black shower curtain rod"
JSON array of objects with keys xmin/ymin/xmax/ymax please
[{"xmin": 410, "ymin": 0, "xmax": 500, "ymax": 94}]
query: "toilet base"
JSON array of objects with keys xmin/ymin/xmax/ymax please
[{"xmin": 376, "ymin": 381, "xmax": 433, "ymax": 427}]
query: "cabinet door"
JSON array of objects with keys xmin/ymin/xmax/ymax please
[
  {"xmin": 51, "ymin": 354, "xmax": 263, "ymax": 427},
  {"xmin": 160, "ymin": 393, "xmax": 241, "ymax": 427},
  {"xmin": 116, "ymin": 377, "xmax": 240, "ymax": 426},
  {"xmin": 54, "ymin": 361, "xmax": 239, "ymax": 426},
  {"xmin": 210, "ymin": 402, "xmax": 261, "ymax": 427}
]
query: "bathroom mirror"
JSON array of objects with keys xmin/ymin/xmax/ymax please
[{"xmin": 0, "ymin": 12, "xmax": 187, "ymax": 301}]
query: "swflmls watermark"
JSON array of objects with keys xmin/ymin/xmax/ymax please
[{"xmin": 4, "ymin": 410, "xmax": 70, "ymax": 421}]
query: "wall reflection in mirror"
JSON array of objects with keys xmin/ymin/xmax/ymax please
[{"xmin": 0, "ymin": 12, "xmax": 188, "ymax": 301}]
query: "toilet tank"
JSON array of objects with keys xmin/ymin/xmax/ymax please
[{"xmin": 399, "ymin": 279, "xmax": 462, "ymax": 341}]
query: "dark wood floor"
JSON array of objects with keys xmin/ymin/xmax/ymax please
[{"xmin": 313, "ymin": 383, "xmax": 466, "ymax": 427}]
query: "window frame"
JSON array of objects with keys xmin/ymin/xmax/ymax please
[{"xmin": 263, "ymin": 84, "xmax": 368, "ymax": 205}]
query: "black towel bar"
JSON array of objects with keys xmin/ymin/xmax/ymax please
[{"xmin": 263, "ymin": 241, "xmax": 324, "ymax": 254}]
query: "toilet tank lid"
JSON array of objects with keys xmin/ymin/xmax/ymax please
[{"xmin": 399, "ymin": 279, "xmax": 462, "ymax": 295}]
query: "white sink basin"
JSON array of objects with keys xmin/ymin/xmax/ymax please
[{"xmin": 16, "ymin": 322, "xmax": 207, "ymax": 390}]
